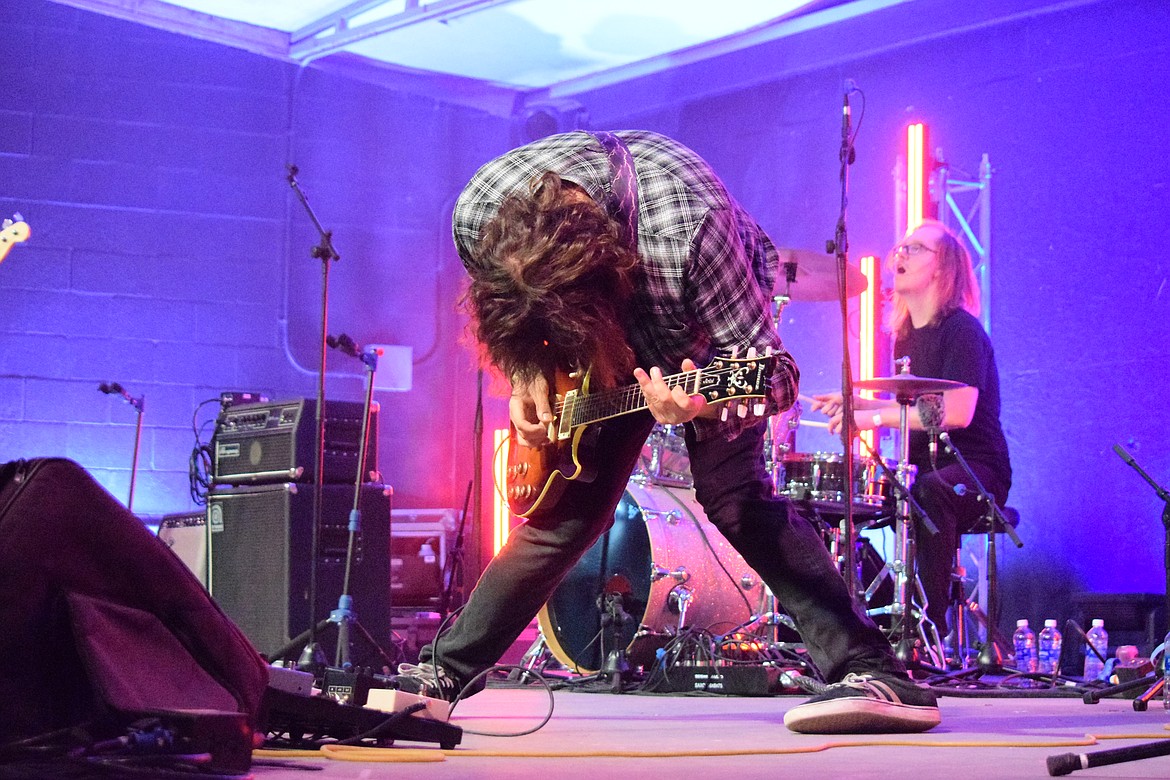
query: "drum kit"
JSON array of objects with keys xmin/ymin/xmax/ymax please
[{"xmin": 531, "ymin": 249, "xmax": 965, "ymax": 676}]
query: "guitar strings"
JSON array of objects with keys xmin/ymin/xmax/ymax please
[{"xmin": 553, "ymin": 364, "xmax": 773, "ymax": 425}]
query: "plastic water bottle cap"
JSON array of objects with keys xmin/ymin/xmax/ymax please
[
  {"xmin": 1044, "ymin": 619, "xmax": 1058, "ymax": 627},
  {"xmin": 1091, "ymin": 618, "xmax": 1104, "ymax": 627},
  {"xmin": 1017, "ymin": 619, "xmax": 1029, "ymax": 627}
]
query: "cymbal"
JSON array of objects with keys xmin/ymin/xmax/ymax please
[
  {"xmin": 774, "ymin": 248, "xmax": 868, "ymax": 302},
  {"xmin": 855, "ymin": 374, "xmax": 967, "ymax": 397}
]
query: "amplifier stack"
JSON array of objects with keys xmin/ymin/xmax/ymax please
[{"xmin": 204, "ymin": 397, "xmax": 391, "ymax": 662}]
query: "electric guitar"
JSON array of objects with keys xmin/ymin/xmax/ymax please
[
  {"xmin": 505, "ymin": 351, "xmax": 777, "ymax": 517},
  {"xmin": 0, "ymin": 217, "xmax": 29, "ymax": 265}
]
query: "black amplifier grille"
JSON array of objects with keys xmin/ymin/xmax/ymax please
[{"xmin": 212, "ymin": 398, "xmax": 377, "ymax": 485}]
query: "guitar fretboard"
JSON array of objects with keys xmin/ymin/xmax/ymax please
[{"xmin": 564, "ymin": 371, "xmax": 696, "ymax": 427}]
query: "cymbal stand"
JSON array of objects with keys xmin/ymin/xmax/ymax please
[
  {"xmin": 854, "ymin": 434, "xmax": 945, "ymax": 667},
  {"xmin": 887, "ymin": 383, "xmax": 940, "ymax": 668},
  {"xmin": 753, "ymin": 287, "xmax": 798, "ymax": 642},
  {"xmin": 766, "ymin": 283, "xmax": 797, "ymax": 487}
]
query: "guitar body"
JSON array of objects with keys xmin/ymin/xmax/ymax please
[
  {"xmin": 505, "ymin": 370, "xmax": 599, "ymax": 518},
  {"xmin": 504, "ymin": 352, "xmax": 776, "ymax": 518}
]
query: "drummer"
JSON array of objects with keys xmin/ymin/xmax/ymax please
[
  {"xmin": 812, "ymin": 219, "xmax": 1012, "ymax": 648},
  {"xmin": 390, "ymin": 129, "xmax": 940, "ymax": 734}
]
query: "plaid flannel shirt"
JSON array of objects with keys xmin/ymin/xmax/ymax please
[{"xmin": 452, "ymin": 130, "xmax": 798, "ymax": 440}]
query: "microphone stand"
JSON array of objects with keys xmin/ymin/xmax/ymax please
[
  {"xmin": 99, "ymin": 382, "xmax": 145, "ymax": 512},
  {"xmin": 286, "ymin": 164, "xmax": 339, "ymax": 674},
  {"xmin": 439, "ymin": 480, "xmax": 474, "ymax": 619},
  {"xmin": 333, "ymin": 336, "xmax": 394, "ymax": 669},
  {"xmin": 1081, "ymin": 444, "xmax": 1170, "ymax": 709},
  {"xmin": 271, "ymin": 335, "xmax": 397, "ymax": 672},
  {"xmin": 826, "ymin": 80, "xmax": 859, "ymax": 602},
  {"xmin": 937, "ymin": 431, "xmax": 1022, "ymax": 674}
]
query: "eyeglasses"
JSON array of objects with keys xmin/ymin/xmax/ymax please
[{"xmin": 893, "ymin": 242, "xmax": 938, "ymax": 257}]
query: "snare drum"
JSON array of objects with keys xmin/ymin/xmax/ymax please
[
  {"xmin": 777, "ymin": 452, "xmax": 906, "ymax": 516},
  {"xmin": 537, "ymin": 482, "xmax": 763, "ymax": 673}
]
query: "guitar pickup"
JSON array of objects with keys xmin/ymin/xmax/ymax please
[{"xmin": 555, "ymin": 389, "xmax": 578, "ymax": 440}]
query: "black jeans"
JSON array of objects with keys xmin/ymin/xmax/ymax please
[
  {"xmin": 912, "ymin": 460, "xmax": 1009, "ymax": 636},
  {"xmin": 423, "ymin": 413, "xmax": 901, "ymax": 693}
]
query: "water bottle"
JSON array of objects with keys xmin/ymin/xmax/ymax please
[
  {"xmin": 1012, "ymin": 619, "xmax": 1037, "ymax": 674},
  {"xmin": 1162, "ymin": 629, "xmax": 1170, "ymax": 710},
  {"xmin": 1082, "ymin": 619, "xmax": 1108, "ymax": 680},
  {"xmin": 1038, "ymin": 618, "xmax": 1063, "ymax": 676}
]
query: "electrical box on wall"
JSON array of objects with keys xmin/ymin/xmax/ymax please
[{"xmin": 390, "ymin": 508, "xmax": 459, "ymax": 610}]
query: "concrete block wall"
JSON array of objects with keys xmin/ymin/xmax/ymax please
[{"xmin": 0, "ymin": 2, "xmax": 497, "ymax": 519}]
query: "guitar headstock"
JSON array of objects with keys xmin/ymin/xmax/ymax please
[
  {"xmin": 696, "ymin": 348, "xmax": 776, "ymax": 405},
  {"xmin": 0, "ymin": 216, "xmax": 30, "ymax": 265}
]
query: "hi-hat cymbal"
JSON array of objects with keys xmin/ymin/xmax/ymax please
[
  {"xmin": 774, "ymin": 248, "xmax": 868, "ymax": 302},
  {"xmin": 855, "ymin": 374, "xmax": 967, "ymax": 397}
]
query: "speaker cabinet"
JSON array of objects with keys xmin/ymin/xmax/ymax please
[
  {"xmin": 207, "ymin": 483, "xmax": 391, "ymax": 660},
  {"xmin": 158, "ymin": 511, "xmax": 209, "ymax": 588}
]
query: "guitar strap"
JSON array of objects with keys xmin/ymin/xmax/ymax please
[{"xmin": 589, "ymin": 131, "xmax": 639, "ymax": 252}]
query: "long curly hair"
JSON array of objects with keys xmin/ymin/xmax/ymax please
[
  {"xmin": 887, "ymin": 219, "xmax": 981, "ymax": 338},
  {"xmin": 461, "ymin": 172, "xmax": 639, "ymax": 388}
]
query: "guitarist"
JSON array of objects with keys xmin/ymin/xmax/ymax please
[{"xmin": 392, "ymin": 130, "xmax": 940, "ymax": 734}]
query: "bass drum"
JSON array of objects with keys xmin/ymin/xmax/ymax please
[{"xmin": 537, "ymin": 482, "xmax": 764, "ymax": 674}]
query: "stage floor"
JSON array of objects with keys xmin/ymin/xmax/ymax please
[{"xmin": 248, "ymin": 681, "xmax": 1170, "ymax": 779}]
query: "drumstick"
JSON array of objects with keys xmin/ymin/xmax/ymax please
[{"xmin": 799, "ymin": 419, "xmax": 829, "ymax": 429}]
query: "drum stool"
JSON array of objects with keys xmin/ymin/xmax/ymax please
[{"xmin": 951, "ymin": 506, "xmax": 1022, "ymax": 668}]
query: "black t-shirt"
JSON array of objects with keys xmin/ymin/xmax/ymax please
[{"xmin": 894, "ymin": 309, "xmax": 1012, "ymax": 493}]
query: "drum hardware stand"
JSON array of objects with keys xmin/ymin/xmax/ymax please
[
  {"xmin": 563, "ymin": 593, "xmax": 635, "ymax": 693},
  {"xmin": 851, "ymin": 362, "xmax": 953, "ymax": 671},
  {"xmin": 509, "ymin": 631, "xmax": 558, "ymax": 684},
  {"xmin": 737, "ymin": 587, "xmax": 798, "ymax": 646},
  {"xmin": 1079, "ymin": 444, "xmax": 1169, "ymax": 709},
  {"xmin": 854, "ymin": 424, "xmax": 945, "ymax": 669},
  {"xmin": 272, "ymin": 334, "xmax": 397, "ymax": 673}
]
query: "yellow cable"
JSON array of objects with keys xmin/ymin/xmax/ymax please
[{"xmin": 254, "ymin": 727, "xmax": 1170, "ymax": 764}]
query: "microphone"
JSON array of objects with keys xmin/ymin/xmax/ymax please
[
  {"xmin": 98, "ymin": 381, "xmax": 143, "ymax": 411},
  {"xmin": 326, "ymin": 332, "xmax": 361, "ymax": 358},
  {"xmin": 916, "ymin": 393, "xmax": 945, "ymax": 467},
  {"xmin": 1112, "ymin": 443, "xmax": 1135, "ymax": 465},
  {"xmin": 840, "ymin": 79, "xmax": 858, "ymax": 164}
]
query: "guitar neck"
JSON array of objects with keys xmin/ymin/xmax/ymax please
[{"xmin": 563, "ymin": 370, "xmax": 697, "ymax": 428}]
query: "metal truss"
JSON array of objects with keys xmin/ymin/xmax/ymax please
[{"xmin": 933, "ymin": 154, "xmax": 993, "ymax": 333}]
